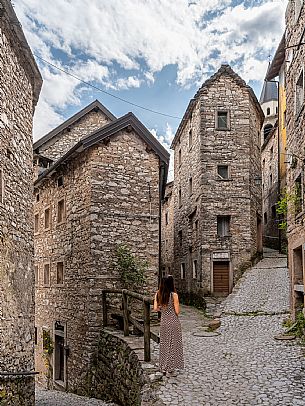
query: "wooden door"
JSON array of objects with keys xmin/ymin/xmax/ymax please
[{"xmin": 213, "ymin": 261, "xmax": 230, "ymax": 295}]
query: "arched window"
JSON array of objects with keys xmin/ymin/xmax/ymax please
[
  {"xmin": 263, "ymin": 124, "xmax": 273, "ymax": 139},
  {"xmin": 266, "ymin": 107, "xmax": 270, "ymax": 116}
]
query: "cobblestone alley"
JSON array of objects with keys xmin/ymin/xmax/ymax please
[
  {"xmin": 156, "ymin": 249, "xmax": 305, "ymax": 405},
  {"xmin": 36, "ymin": 249, "xmax": 305, "ymax": 406}
]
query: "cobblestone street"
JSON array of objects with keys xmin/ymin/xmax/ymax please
[{"xmin": 155, "ymin": 249, "xmax": 305, "ymax": 405}]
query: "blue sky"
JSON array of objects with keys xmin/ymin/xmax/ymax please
[{"xmin": 14, "ymin": 0, "xmax": 287, "ymax": 158}]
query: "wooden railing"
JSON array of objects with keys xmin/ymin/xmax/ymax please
[{"xmin": 101, "ymin": 289, "xmax": 160, "ymax": 362}]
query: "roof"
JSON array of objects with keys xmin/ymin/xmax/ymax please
[
  {"xmin": 171, "ymin": 64, "xmax": 265, "ymax": 148},
  {"xmin": 265, "ymin": 34, "xmax": 285, "ymax": 81},
  {"xmin": 1, "ymin": 0, "xmax": 42, "ymax": 105},
  {"xmin": 33, "ymin": 100, "xmax": 116, "ymax": 151},
  {"xmin": 259, "ymin": 79, "xmax": 278, "ymax": 104},
  {"xmin": 34, "ymin": 112, "xmax": 170, "ymax": 196}
]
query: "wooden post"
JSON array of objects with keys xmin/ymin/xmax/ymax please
[
  {"xmin": 102, "ymin": 291, "xmax": 108, "ymax": 327},
  {"xmin": 143, "ymin": 300, "xmax": 151, "ymax": 362},
  {"xmin": 122, "ymin": 290, "xmax": 129, "ymax": 336}
]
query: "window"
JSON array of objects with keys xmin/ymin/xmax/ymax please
[
  {"xmin": 178, "ymin": 188, "xmax": 182, "ymax": 207},
  {"xmin": 270, "ymin": 173, "xmax": 273, "ymax": 185},
  {"xmin": 34, "ymin": 213, "xmax": 39, "ymax": 234},
  {"xmin": 36, "ymin": 193, "xmax": 40, "ymax": 202},
  {"xmin": 189, "ymin": 177, "xmax": 193, "ymax": 195},
  {"xmin": 0, "ymin": 169, "xmax": 3, "ymax": 204},
  {"xmin": 178, "ymin": 230, "xmax": 182, "ymax": 247},
  {"xmin": 57, "ymin": 176, "xmax": 64, "ymax": 187},
  {"xmin": 180, "ymin": 263, "xmax": 186, "ymax": 279},
  {"xmin": 264, "ymin": 212, "xmax": 267, "ymax": 224},
  {"xmin": 56, "ymin": 262, "xmax": 64, "ymax": 285},
  {"xmin": 57, "ymin": 199, "xmax": 65, "ymax": 223},
  {"xmin": 193, "ymin": 260, "xmax": 198, "ymax": 279},
  {"xmin": 165, "ymin": 212, "xmax": 169, "ymax": 225},
  {"xmin": 296, "ymin": 70, "xmax": 304, "ymax": 115},
  {"xmin": 189, "ymin": 129, "xmax": 193, "ymax": 148},
  {"xmin": 34, "ymin": 265, "xmax": 38, "ymax": 285},
  {"xmin": 217, "ymin": 165, "xmax": 229, "ymax": 180},
  {"xmin": 43, "ymin": 263, "xmax": 50, "ymax": 286},
  {"xmin": 262, "ymin": 159, "xmax": 265, "ymax": 168},
  {"xmin": 266, "ymin": 107, "xmax": 270, "ymax": 116},
  {"xmin": 263, "ymin": 124, "xmax": 273, "ymax": 139},
  {"xmin": 178, "ymin": 149, "xmax": 182, "ymax": 166},
  {"xmin": 44, "ymin": 208, "xmax": 50, "ymax": 229},
  {"xmin": 217, "ymin": 215, "xmax": 230, "ymax": 237},
  {"xmin": 271, "ymin": 205, "xmax": 277, "ymax": 219},
  {"xmin": 216, "ymin": 111, "xmax": 228, "ymax": 129},
  {"xmin": 270, "ymin": 146, "xmax": 273, "ymax": 156},
  {"xmin": 295, "ymin": 174, "xmax": 303, "ymax": 215}
]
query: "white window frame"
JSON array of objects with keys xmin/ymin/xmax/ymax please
[
  {"xmin": 180, "ymin": 263, "xmax": 186, "ymax": 279},
  {"xmin": 192, "ymin": 260, "xmax": 198, "ymax": 279},
  {"xmin": 43, "ymin": 262, "xmax": 51, "ymax": 286},
  {"xmin": 56, "ymin": 261, "xmax": 65, "ymax": 285},
  {"xmin": 57, "ymin": 198, "xmax": 66, "ymax": 224}
]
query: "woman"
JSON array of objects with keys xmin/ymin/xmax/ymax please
[{"xmin": 154, "ymin": 275, "xmax": 184, "ymax": 374}]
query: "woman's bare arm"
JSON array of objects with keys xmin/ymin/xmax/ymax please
[
  {"xmin": 153, "ymin": 292, "xmax": 160, "ymax": 312},
  {"xmin": 173, "ymin": 292, "xmax": 180, "ymax": 315}
]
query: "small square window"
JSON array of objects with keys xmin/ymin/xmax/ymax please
[
  {"xmin": 34, "ymin": 213, "xmax": 39, "ymax": 234},
  {"xmin": 216, "ymin": 111, "xmax": 228, "ymax": 129},
  {"xmin": 44, "ymin": 208, "xmax": 51, "ymax": 229},
  {"xmin": 193, "ymin": 260, "xmax": 198, "ymax": 279},
  {"xmin": 43, "ymin": 263, "xmax": 50, "ymax": 286},
  {"xmin": 56, "ymin": 262, "xmax": 64, "ymax": 285},
  {"xmin": 217, "ymin": 215, "xmax": 230, "ymax": 237},
  {"xmin": 181, "ymin": 263, "xmax": 186, "ymax": 279},
  {"xmin": 57, "ymin": 199, "xmax": 65, "ymax": 223},
  {"xmin": 270, "ymin": 147, "xmax": 273, "ymax": 155},
  {"xmin": 217, "ymin": 165, "xmax": 229, "ymax": 180}
]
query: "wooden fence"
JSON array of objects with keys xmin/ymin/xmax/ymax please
[{"xmin": 101, "ymin": 289, "xmax": 160, "ymax": 362}]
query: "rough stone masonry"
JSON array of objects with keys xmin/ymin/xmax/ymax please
[{"xmin": 0, "ymin": 0, "xmax": 42, "ymax": 405}]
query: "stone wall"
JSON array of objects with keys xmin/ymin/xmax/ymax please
[
  {"xmin": 161, "ymin": 182, "xmax": 174, "ymax": 277},
  {"xmin": 36, "ymin": 109, "xmax": 112, "ymax": 162},
  {"xmin": 87, "ymin": 329, "xmax": 145, "ymax": 406},
  {"xmin": 167, "ymin": 66, "xmax": 263, "ymax": 297},
  {"xmin": 285, "ymin": 0, "xmax": 305, "ymax": 316},
  {"xmin": 0, "ymin": 1, "xmax": 42, "ymax": 404}
]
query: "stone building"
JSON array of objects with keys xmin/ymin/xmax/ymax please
[
  {"xmin": 33, "ymin": 101, "xmax": 169, "ymax": 391},
  {"xmin": 284, "ymin": 0, "xmax": 305, "ymax": 317},
  {"xmin": 161, "ymin": 181, "xmax": 174, "ymax": 277},
  {"xmin": 0, "ymin": 0, "xmax": 42, "ymax": 404},
  {"xmin": 264, "ymin": 35, "xmax": 287, "ymax": 252},
  {"xmin": 163, "ymin": 64, "xmax": 263, "ymax": 298},
  {"xmin": 260, "ymin": 79, "xmax": 279, "ymax": 249}
]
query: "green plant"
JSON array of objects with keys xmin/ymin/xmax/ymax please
[
  {"xmin": 42, "ymin": 330, "xmax": 54, "ymax": 356},
  {"xmin": 284, "ymin": 312, "xmax": 305, "ymax": 337},
  {"xmin": 276, "ymin": 188, "xmax": 302, "ymax": 230},
  {"xmin": 113, "ymin": 244, "xmax": 147, "ymax": 292}
]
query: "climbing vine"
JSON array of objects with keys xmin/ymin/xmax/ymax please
[
  {"xmin": 113, "ymin": 244, "xmax": 147, "ymax": 292},
  {"xmin": 276, "ymin": 187, "xmax": 302, "ymax": 230}
]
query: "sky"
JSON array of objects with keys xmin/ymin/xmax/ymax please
[{"xmin": 14, "ymin": 0, "xmax": 287, "ymax": 178}]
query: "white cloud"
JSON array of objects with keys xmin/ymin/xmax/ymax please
[
  {"xmin": 150, "ymin": 123, "xmax": 175, "ymax": 181},
  {"xmin": 14, "ymin": 0, "xmax": 288, "ymax": 139}
]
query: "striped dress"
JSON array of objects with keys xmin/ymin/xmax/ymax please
[{"xmin": 159, "ymin": 292, "xmax": 184, "ymax": 373}]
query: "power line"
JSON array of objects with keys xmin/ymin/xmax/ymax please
[{"xmin": 33, "ymin": 54, "xmax": 184, "ymax": 120}]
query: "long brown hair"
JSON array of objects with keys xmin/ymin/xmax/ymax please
[{"xmin": 157, "ymin": 276, "xmax": 176, "ymax": 306}]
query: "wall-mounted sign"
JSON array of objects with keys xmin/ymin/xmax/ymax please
[{"xmin": 212, "ymin": 251, "xmax": 230, "ymax": 260}]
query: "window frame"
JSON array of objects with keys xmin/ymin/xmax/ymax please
[
  {"xmin": 43, "ymin": 262, "xmax": 51, "ymax": 286},
  {"xmin": 34, "ymin": 264, "xmax": 39, "ymax": 286},
  {"xmin": 44, "ymin": 207, "xmax": 51, "ymax": 230},
  {"xmin": 216, "ymin": 110, "xmax": 230, "ymax": 130},
  {"xmin": 295, "ymin": 68, "xmax": 304, "ymax": 117},
  {"xmin": 56, "ymin": 261, "xmax": 65, "ymax": 286},
  {"xmin": 217, "ymin": 215, "xmax": 231, "ymax": 237},
  {"xmin": 217, "ymin": 164, "xmax": 230, "ymax": 180},
  {"xmin": 192, "ymin": 259, "xmax": 198, "ymax": 279},
  {"xmin": 57, "ymin": 198, "xmax": 66, "ymax": 224},
  {"xmin": 180, "ymin": 263, "xmax": 186, "ymax": 280},
  {"xmin": 34, "ymin": 212, "xmax": 40, "ymax": 234}
]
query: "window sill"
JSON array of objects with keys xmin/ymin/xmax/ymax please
[
  {"xmin": 216, "ymin": 178, "xmax": 231, "ymax": 182},
  {"xmin": 215, "ymin": 127, "xmax": 230, "ymax": 131}
]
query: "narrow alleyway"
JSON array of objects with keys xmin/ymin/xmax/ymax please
[{"xmin": 156, "ymin": 249, "xmax": 305, "ymax": 405}]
